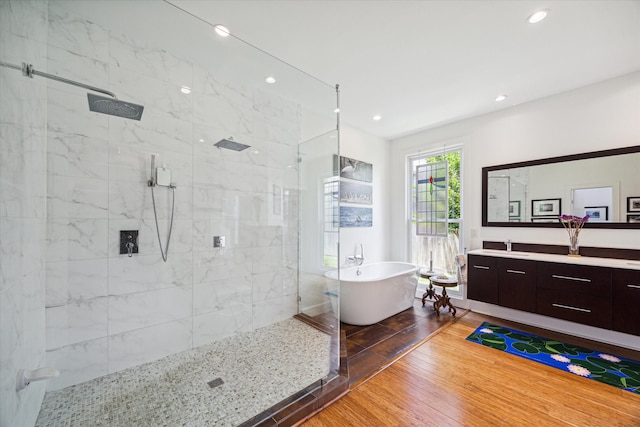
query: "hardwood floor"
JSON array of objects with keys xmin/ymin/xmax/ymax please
[{"xmin": 301, "ymin": 310, "xmax": 640, "ymax": 426}]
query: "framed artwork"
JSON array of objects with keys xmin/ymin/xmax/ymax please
[
  {"xmin": 340, "ymin": 206, "xmax": 372, "ymax": 227},
  {"xmin": 339, "ymin": 181, "xmax": 372, "ymax": 205},
  {"xmin": 584, "ymin": 206, "xmax": 608, "ymax": 222},
  {"xmin": 628, "ymin": 196, "xmax": 640, "ymax": 212},
  {"xmin": 531, "ymin": 217, "xmax": 559, "ymax": 223},
  {"xmin": 338, "ymin": 156, "xmax": 373, "ymax": 183},
  {"xmin": 531, "ymin": 198, "xmax": 561, "ymax": 217},
  {"xmin": 509, "ymin": 201, "xmax": 521, "ymax": 217},
  {"xmin": 627, "ymin": 214, "xmax": 640, "ymax": 223}
]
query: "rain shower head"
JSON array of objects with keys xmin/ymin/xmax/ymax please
[
  {"xmin": 88, "ymin": 93, "xmax": 144, "ymax": 121},
  {"xmin": 214, "ymin": 137, "xmax": 251, "ymax": 152}
]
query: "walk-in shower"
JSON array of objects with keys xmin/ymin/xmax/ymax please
[{"xmin": 0, "ymin": 61, "xmax": 144, "ymax": 120}]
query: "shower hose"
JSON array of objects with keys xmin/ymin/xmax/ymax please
[{"xmin": 150, "ymin": 185, "xmax": 175, "ymax": 262}]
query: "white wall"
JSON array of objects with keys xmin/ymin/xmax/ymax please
[
  {"xmin": 390, "ymin": 72, "xmax": 640, "ymax": 350},
  {"xmin": 391, "ymin": 72, "xmax": 640, "ymax": 259},
  {"xmin": 339, "ymin": 124, "xmax": 390, "ymax": 264}
]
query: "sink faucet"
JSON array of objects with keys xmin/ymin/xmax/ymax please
[
  {"xmin": 505, "ymin": 239, "xmax": 512, "ymax": 252},
  {"xmin": 347, "ymin": 244, "xmax": 364, "ymax": 265}
]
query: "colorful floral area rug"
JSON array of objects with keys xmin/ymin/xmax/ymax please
[{"xmin": 466, "ymin": 322, "xmax": 640, "ymax": 395}]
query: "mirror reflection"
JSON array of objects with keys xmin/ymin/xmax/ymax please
[{"xmin": 483, "ymin": 147, "xmax": 640, "ymax": 228}]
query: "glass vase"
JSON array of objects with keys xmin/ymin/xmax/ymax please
[{"xmin": 568, "ymin": 234, "xmax": 580, "ymax": 257}]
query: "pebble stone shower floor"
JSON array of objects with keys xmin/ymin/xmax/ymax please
[{"xmin": 35, "ymin": 318, "xmax": 331, "ymax": 426}]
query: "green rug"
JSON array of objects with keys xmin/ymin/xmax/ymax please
[{"xmin": 466, "ymin": 321, "xmax": 640, "ymax": 395}]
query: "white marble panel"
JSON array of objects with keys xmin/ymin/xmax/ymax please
[
  {"xmin": 47, "ymin": 44, "xmax": 109, "ymax": 90},
  {"xmin": 108, "ymin": 285, "xmax": 192, "ymax": 335},
  {"xmin": 45, "ymin": 337, "xmax": 108, "ymax": 391},
  {"xmin": 282, "ymin": 267, "xmax": 298, "ymax": 297},
  {"xmin": 45, "ymin": 297, "xmax": 108, "ymax": 349},
  {"xmin": 194, "ymin": 157, "xmax": 253, "ymax": 193},
  {"xmin": 252, "ymin": 246, "xmax": 284, "ymax": 274},
  {"xmin": 192, "ymin": 123, "xmax": 267, "ymax": 167},
  {"xmin": 252, "ymin": 294, "xmax": 297, "ymax": 330},
  {"xmin": 193, "ymin": 248, "xmax": 251, "ymax": 284},
  {"xmin": 46, "ymin": 218, "xmax": 109, "ymax": 261},
  {"xmin": 0, "ymin": 0, "xmax": 47, "ymax": 41},
  {"xmin": 253, "ymin": 88, "xmax": 302, "ymax": 124},
  {"xmin": 192, "ymin": 304, "xmax": 253, "ymax": 347},
  {"xmin": 47, "ymin": 130, "xmax": 109, "ymax": 179},
  {"xmin": 109, "ymin": 32, "xmax": 194, "ymax": 86},
  {"xmin": 109, "ymin": 179, "xmax": 193, "ymax": 221},
  {"xmin": 192, "ymin": 90, "xmax": 252, "ymax": 137},
  {"xmin": 47, "ymin": 175, "xmax": 109, "ymax": 219},
  {"xmin": 108, "ymin": 252, "xmax": 192, "ymax": 296},
  {"xmin": 47, "ymin": 86, "xmax": 110, "ymax": 140},
  {"xmin": 252, "ymin": 110, "xmax": 302, "ymax": 146},
  {"xmin": 107, "ymin": 108, "xmax": 193, "ymax": 156},
  {"xmin": 267, "ymin": 142, "xmax": 299, "ymax": 170},
  {"xmin": 0, "ymin": 124, "xmax": 47, "ymax": 218},
  {"xmin": 193, "ymin": 275, "xmax": 252, "ymax": 316},
  {"xmin": 108, "ymin": 318, "xmax": 192, "ymax": 373},
  {"xmin": 193, "ymin": 188, "xmax": 266, "ymax": 222},
  {"xmin": 46, "ymin": 259, "xmax": 108, "ymax": 307},
  {"xmin": 1, "ymin": 218, "xmax": 46, "ymax": 291},
  {"xmin": 252, "ymin": 270, "xmax": 284, "ymax": 304},
  {"xmin": 47, "ymin": 3, "xmax": 110, "ymax": 63},
  {"xmin": 110, "ymin": 65, "xmax": 193, "ymax": 122}
]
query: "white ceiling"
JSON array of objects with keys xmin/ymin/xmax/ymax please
[{"xmin": 171, "ymin": 1, "xmax": 640, "ymax": 140}]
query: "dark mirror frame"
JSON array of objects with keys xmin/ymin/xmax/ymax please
[{"xmin": 481, "ymin": 145, "xmax": 640, "ymax": 229}]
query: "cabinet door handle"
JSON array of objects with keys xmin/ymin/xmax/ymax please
[
  {"xmin": 552, "ymin": 303, "xmax": 591, "ymax": 313},
  {"xmin": 628, "ymin": 284, "xmax": 640, "ymax": 289},
  {"xmin": 506, "ymin": 269, "xmax": 526, "ymax": 275},
  {"xmin": 473, "ymin": 265, "xmax": 490, "ymax": 270},
  {"xmin": 551, "ymin": 274, "xmax": 591, "ymax": 283}
]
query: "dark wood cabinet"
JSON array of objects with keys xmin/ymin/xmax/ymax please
[
  {"xmin": 467, "ymin": 255, "xmax": 499, "ymax": 304},
  {"xmin": 467, "ymin": 251, "xmax": 640, "ymax": 336},
  {"xmin": 536, "ymin": 262, "xmax": 612, "ymax": 329},
  {"xmin": 498, "ymin": 258, "xmax": 537, "ymax": 313},
  {"xmin": 612, "ymin": 269, "xmax": 640, "ymax": 335}
]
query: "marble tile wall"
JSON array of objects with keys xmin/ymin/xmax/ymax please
[
  {"xmin": 43, "ymin": 2, "xmax": 302, "ymax": 391},
  {"xmin": 0, "ymin": 1, "xmax": 49, "ymax": 426}
]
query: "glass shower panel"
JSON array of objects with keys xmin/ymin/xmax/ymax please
[{"xmin": 14, "ymin": 0, "xmax": 342, "ymax": 424}]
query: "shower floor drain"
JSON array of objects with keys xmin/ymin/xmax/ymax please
[{"xmin": 207, "ymin": 378, "xmax": 224, "ymax": 389}]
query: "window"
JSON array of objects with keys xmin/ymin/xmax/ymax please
[
  {"xmin": 409, "ymin": 148, "xmax": 462, "ymax": 292},
  {"xmin": 323, "ymin": 176, "xmax": 339, "ymax": 267}
]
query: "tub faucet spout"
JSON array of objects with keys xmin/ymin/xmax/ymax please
[{"xmin": 354, "ymin": 244, "xmax": 364, "ymax": 265}]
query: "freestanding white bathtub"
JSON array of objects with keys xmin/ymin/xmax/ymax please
[{"xmin": 324, "ymin": 262, "xmax": 419, "ymax": 326}]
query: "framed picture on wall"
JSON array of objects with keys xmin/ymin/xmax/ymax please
[
  {"xmin": 531, "ymin": 198, "xmax": 561, "ymax": 217},
  {"xmin": 584, "ymin": 206, "xmax": 608, "ymax": 222},
  {"xmin": 628, "ymin": 196, "xmax": 640, "ymax": 212},
  {"xmin": 509, "ymin": 201, "xmax": 520, "ymax": 217},
  {"xmin": 627, "ymin": 214, "xmax": 640, "ymax": 223}
]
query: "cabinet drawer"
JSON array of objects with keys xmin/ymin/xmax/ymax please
[
  {"xmin": 537, "ymin": 288, "xmax": 611, "ymax": 329},
  {"xmin": 537, "ymin": 262, "xmax": 611, "ymax": 295},
  {"xmin": 468, "ymin": 255, "xmax": 499, "ymax": 304},
  {"xmin": 612, "ymin": 269, "xmax": 640, "ymax": 335},
  {"xmin": 499, "ymin": 258, "xmax": 536, "ymax": 313}
]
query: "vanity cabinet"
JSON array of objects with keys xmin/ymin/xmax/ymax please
[
  {"xmin": 498, "ymin": 258, "xmax": 537, "ymax": 313},
  {"xmin": 612, "ymin": 269, "xmax": 640, "ymax": 335},
  {"xmin": 536, "ymin": 263, "xmax": 612, "ymax": 329},
  {"xmin": 467, "ymin": 255, "xmax": 499, "ymax": 304}
]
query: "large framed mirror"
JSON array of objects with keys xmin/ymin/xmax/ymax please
[{"xmin": 482, "ymin": 145, "xmax": 640, "ymax": 229}]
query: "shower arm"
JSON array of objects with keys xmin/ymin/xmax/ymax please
[{"xmin": 0, "ymin": 61, "xmax": 117, "ymax": 99}]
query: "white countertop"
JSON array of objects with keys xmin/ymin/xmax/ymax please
[{"xmin": 468, "ymin": 248, "xmax": 640, "ymax": 271}]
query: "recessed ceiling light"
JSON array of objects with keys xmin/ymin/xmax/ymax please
[
  {"xmin": 495, "ymin": 94, "xmax": 507, "ymax": 102},
  {"xmin": 334, "ymin": 108, "xmax": 340, "ymax": 113},
  {"xmin": 214, "ymin": 24, "xmax": 230, "ymax": 37},
  {"xmin": 180, "ymin": 85, "xmax": 191, "ymax": 94},
  {"xmin": 199, "ymin": 138, "xmax": 205, "ymax": 143},
  {"xmin": 373, "ymin": 115, "xmax": 382, "ymax": 121},
  {"xmin": 265, "ymin": 76, "xmax": 276, "ymax": 84},
  {"xmin": 528, "ymin": 9, "xmax": 548, "ymax": 24}
]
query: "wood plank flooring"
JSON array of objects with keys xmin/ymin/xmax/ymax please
[{"xmin": 301, "ymin": 311, "xmax": 640, "ymax": 426}]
